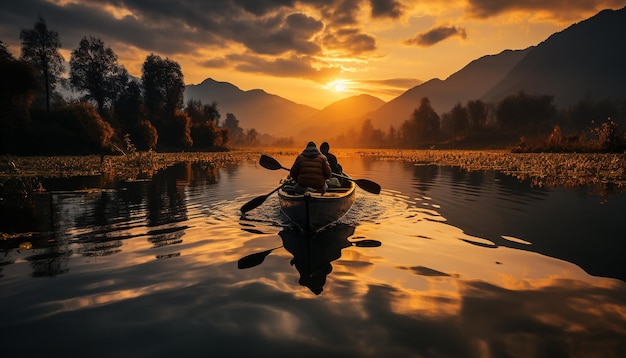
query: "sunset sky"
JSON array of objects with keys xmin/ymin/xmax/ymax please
[{"xmin": 1, "ymin": 0, "xmax": 625, "ymax": 109}]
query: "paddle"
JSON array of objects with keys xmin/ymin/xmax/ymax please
[
  {"xmin": 237, "ymin": 246, "xmax": 283, "ymax": 269},
  {"xmin": 237, "ymin": 238, "xmax": 382, "ymax": 269},
  {"xmin": 259, "ymin": 154, "xmax": 381, "ymax": 195},
  {"xmin": 240, "ymin": 184, "xmax": 283, "ymax": 213}
]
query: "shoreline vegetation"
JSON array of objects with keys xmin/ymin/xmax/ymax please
[
  {"xmin": 1, "ymin": 149, "xmax": 624, "ymax": 194},
  {"xmin": 1, "ymin": 149, "xmax": 624, "ymax": 236}
]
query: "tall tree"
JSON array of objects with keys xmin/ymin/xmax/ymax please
[
  {"xmin": 19, "ymin": 16, "xmax": 64, "ymax": 114},
  {"xmin": 141, "ymin": 54, "xmax": 189, "ymax": 148},
  {"xmin": 410, "ymin": 97, "xmax": 440, "ymax": 143},
  {"xmin": 1, "ymin": 39, "xmax": 38, "ymax": 153},
  {"xmin": 448, "ymin": 103, "xmax": 469, "ymax": 136},
  {"xmin": 142, "ymin": 54, "xmax": 184, "ymax": 120},
  {"xmin": 223, "ymin": 113, "xmax": 244, "ymax": 143},
  {"xmin": 69, "ymin": 36, "xmax": 128, "ymax": 115}
]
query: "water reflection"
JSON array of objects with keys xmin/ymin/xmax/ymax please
[
  {"xmin": 1, "ymin": 155, "xmax": 625, "ymax": 357},
  {"xmin": 281, "ymin": 224, "xmax": 374, "ymax": 295}
]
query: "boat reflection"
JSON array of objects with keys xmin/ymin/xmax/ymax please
[{"xmin": 279, "ymin": 223, "xmax": 380, "ymax": 295}]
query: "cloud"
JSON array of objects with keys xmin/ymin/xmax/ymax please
[
  {"xmin": 404, "ymin": 25, "xmax": 467, "ymax": 47},
  {"xmin": 233, "ymin": 12, "xmax": 324, "ymax": 55},
  {"xmin": 204, "ymin": 52, "xmax": 341, "ymax": 81},
  {"xmin": 369, "ymin": 0, "xmax": 405, "ymax": 18},
  {"xmin": 323, "ymin": 28, "xmax": 377, "ymax": 55},
  {"xmin": 465, "ymin": 0, "xmax": 626, "ymax": 21}
]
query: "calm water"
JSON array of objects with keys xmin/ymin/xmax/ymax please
[{"xmin": 1, "ymin": 154, "xmax": 625, "ymax": 357}]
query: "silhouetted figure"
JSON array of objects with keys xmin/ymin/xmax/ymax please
[{"xmin": 320, "ymin": 141, "xmax": 344, "ymax": 187}]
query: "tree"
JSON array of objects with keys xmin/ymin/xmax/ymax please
[
  {"xmin": 467, "ymin": 99, "xmax": 488, "ymax": 128},
  {"xmin": 496, "ymin": 92, "xmax": 555, "ymax": 133},
  {"xmin": 142, "ymin": 54, "xmax": 185, "ymax": 120},
  {"xmin": 141, "ymin": 54, "xmax": 188, "ymax": 148},
  {"xmin": 19, "ymin": 16, "xmax": 64, "ymax": 114},
  {"xmin": 245, "ymin": 128, "xmax": 259, "ymax": 146},
  {"xmin": 70, "ymin": 36, "xmax": 128, "ymax": 115},
  {"xmin": 223, "ymin": 113, "xmax": 244, "ymax": 143},
  {"xmin": 114, "ymin": 80, "xmax": 157, "ymax": 150},
  {"xmin": 1, "ymin": 40, "xmax": 39, "ymax": 153},
  {"xmin": 405, "ymin": 97, "xmax": 440, "ymax": 145},
  {"xmin": 446, "ymin": 102, "xmax": 469, "ymax": 136},
  {"xmin": 186, "ymin": 99, "xmax": 226, "ymax": 148}
]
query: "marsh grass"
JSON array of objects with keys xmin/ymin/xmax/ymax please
[{"xmin": 1, "ymin": 149, "xmax": 625, "ymax": 200}]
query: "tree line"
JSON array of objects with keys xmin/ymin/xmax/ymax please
[
  {"xmin": 1, "ymin": 16, "xmax": 257, "ymax": 155},
  {"xmin": 3, "ymin": 17, "xmax": 625, "ymax": 155},
  {"xmin": 335, "ymin": 92, "xmax": 626, "ymax": 152}
]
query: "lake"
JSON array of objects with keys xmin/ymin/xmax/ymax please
[{"xmin": 1, "ymin": 153, "xmax": 625, "ymax": 357}]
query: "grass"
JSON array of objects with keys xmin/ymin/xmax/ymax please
[{"xmin": 1, "ymin": 149, "xmax": 625, "ymax": 196}]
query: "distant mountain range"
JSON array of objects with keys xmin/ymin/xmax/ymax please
[{"xmin": 185, "ymin": 6, "xmax": 626, "ymax": 142}]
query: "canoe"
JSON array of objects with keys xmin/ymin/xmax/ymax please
[{"xmin": 278, "ymin": 180, "xmax": 356, "ymax": 232}]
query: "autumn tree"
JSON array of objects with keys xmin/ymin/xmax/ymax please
[
  {"xmin": 186, "ymin": 99, "xmax": 227, "ymax": 148},
  {"xmin": 19, "ymin": 16, "xmax": 64, "ymax": 114},
  {"xmin": 69, "ymin": 36, "xmax": 129, "ymax": 115}
]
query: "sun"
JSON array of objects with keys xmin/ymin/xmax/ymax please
[{"xmin": 327, "ymin": 79, "xmax": 348, "ymax": 92}]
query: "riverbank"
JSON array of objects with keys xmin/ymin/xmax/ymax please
[{"xmin": 1, "ymin": 149, "xmax": 625, "ymax": 192}]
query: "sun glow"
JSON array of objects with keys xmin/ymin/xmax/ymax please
[{"xmin": 327, "ymin": 79, "xmax": 349, "ymax": 92}]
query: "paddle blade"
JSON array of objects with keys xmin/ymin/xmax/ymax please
[
  {"xmin": 354, "ymin": 179, "xmax": 381, "ymax": 195},
  {"xmin": 237, "ymin": 249, "xmax": 274, "ymax": 269},
  {"xmin": 240, "ymin": 194, "xmax": 268, "ymax": 213},
  {"xmin": 352, "ymin": 239, "xmax": 382, "ymax": 247},
  {"xmin": 260, "ymin": 155, "xmax": 286, "ymax": 171}
]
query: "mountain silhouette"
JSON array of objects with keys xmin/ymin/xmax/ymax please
[
  {"xmin": 184, "ymin": 78, "xmax": 317, "ymax": 137},
  {"xmin": 298, "ymin": 94, "xmax": 385, "ymax": 143},
  {"xmin": 184, "ymin": 7, "xmax": 626, "ymax": 138},
  {"xmin": 362, "ymin": 49, "xmax": 530, "ymax": 130},
  {"xmin": 482, "ymin": 7, "xmax": 626, "ymax": 108}
]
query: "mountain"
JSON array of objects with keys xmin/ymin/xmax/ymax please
[
  {"xmin": 184, "ymin": 78, "xmax": 318, "ymax": 137},
  {"xmin": 297, "ymin": 94, "xmax": 385, "ymax": 143},
  {"xmin": 361, "ymin": 48, "xmax": 530, "ymax": 130},
  {"xmin": 184, "ymin": 7, "xmax": 626, "ymax": 140},
  {"xmin": 482, "ymin": 7, "xmax": 626, "ymax": 107}
]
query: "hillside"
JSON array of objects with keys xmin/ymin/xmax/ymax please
[
  {"xmin": 482, "ymin": 7, "xmax": 626, "ymax": 107},
  {"xmin": 184, "ymin": 78, "xmax": 318, "ymax": 137},
  {"xmin": 297, "ymin": 94, "xmax": 385, "ymax": 143},
  {"xmin": 361, "ymin": 48, "xmax": 530, "ymax": 130}
]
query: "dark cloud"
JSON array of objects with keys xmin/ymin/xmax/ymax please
[
  {"xmin": 320, "ymin": 0, "xmax": 362, "ymax": 26},
  {"xmin": 369, "ymin": 0, "xmax": 404, "ymax": 18},
  {"xmin": 465, "ymin": 0, "xmax": 626, "ymax": 19},
  {"xmin": 0, "ymin": 0, "xmax": 385, "ymax": 81},
  {"xmin": 404, "ymin": 25, "xmax": 467, "ymax": 47},
  {"xmin": 323, "ymin": 28, "xmax": 377, "ymax": 54},
  {"xmin": 225, "ymin": 53, "xmax": 340, "ymax": 80},
  {"xmin": 235, "ymin": 12, "xmax": 323, "ymax": 55}
]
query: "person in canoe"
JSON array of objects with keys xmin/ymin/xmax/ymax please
[
  {"xmin": 289, "ymin": 141, "xmax": 332, "ymax": 194},
  {"xmin": 320, "ymin": 141, "xmax": 345, "ymax": 187},
  {"xmin": 320, "ymin": 141, "xmax": 342, "ymax": 174}
]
